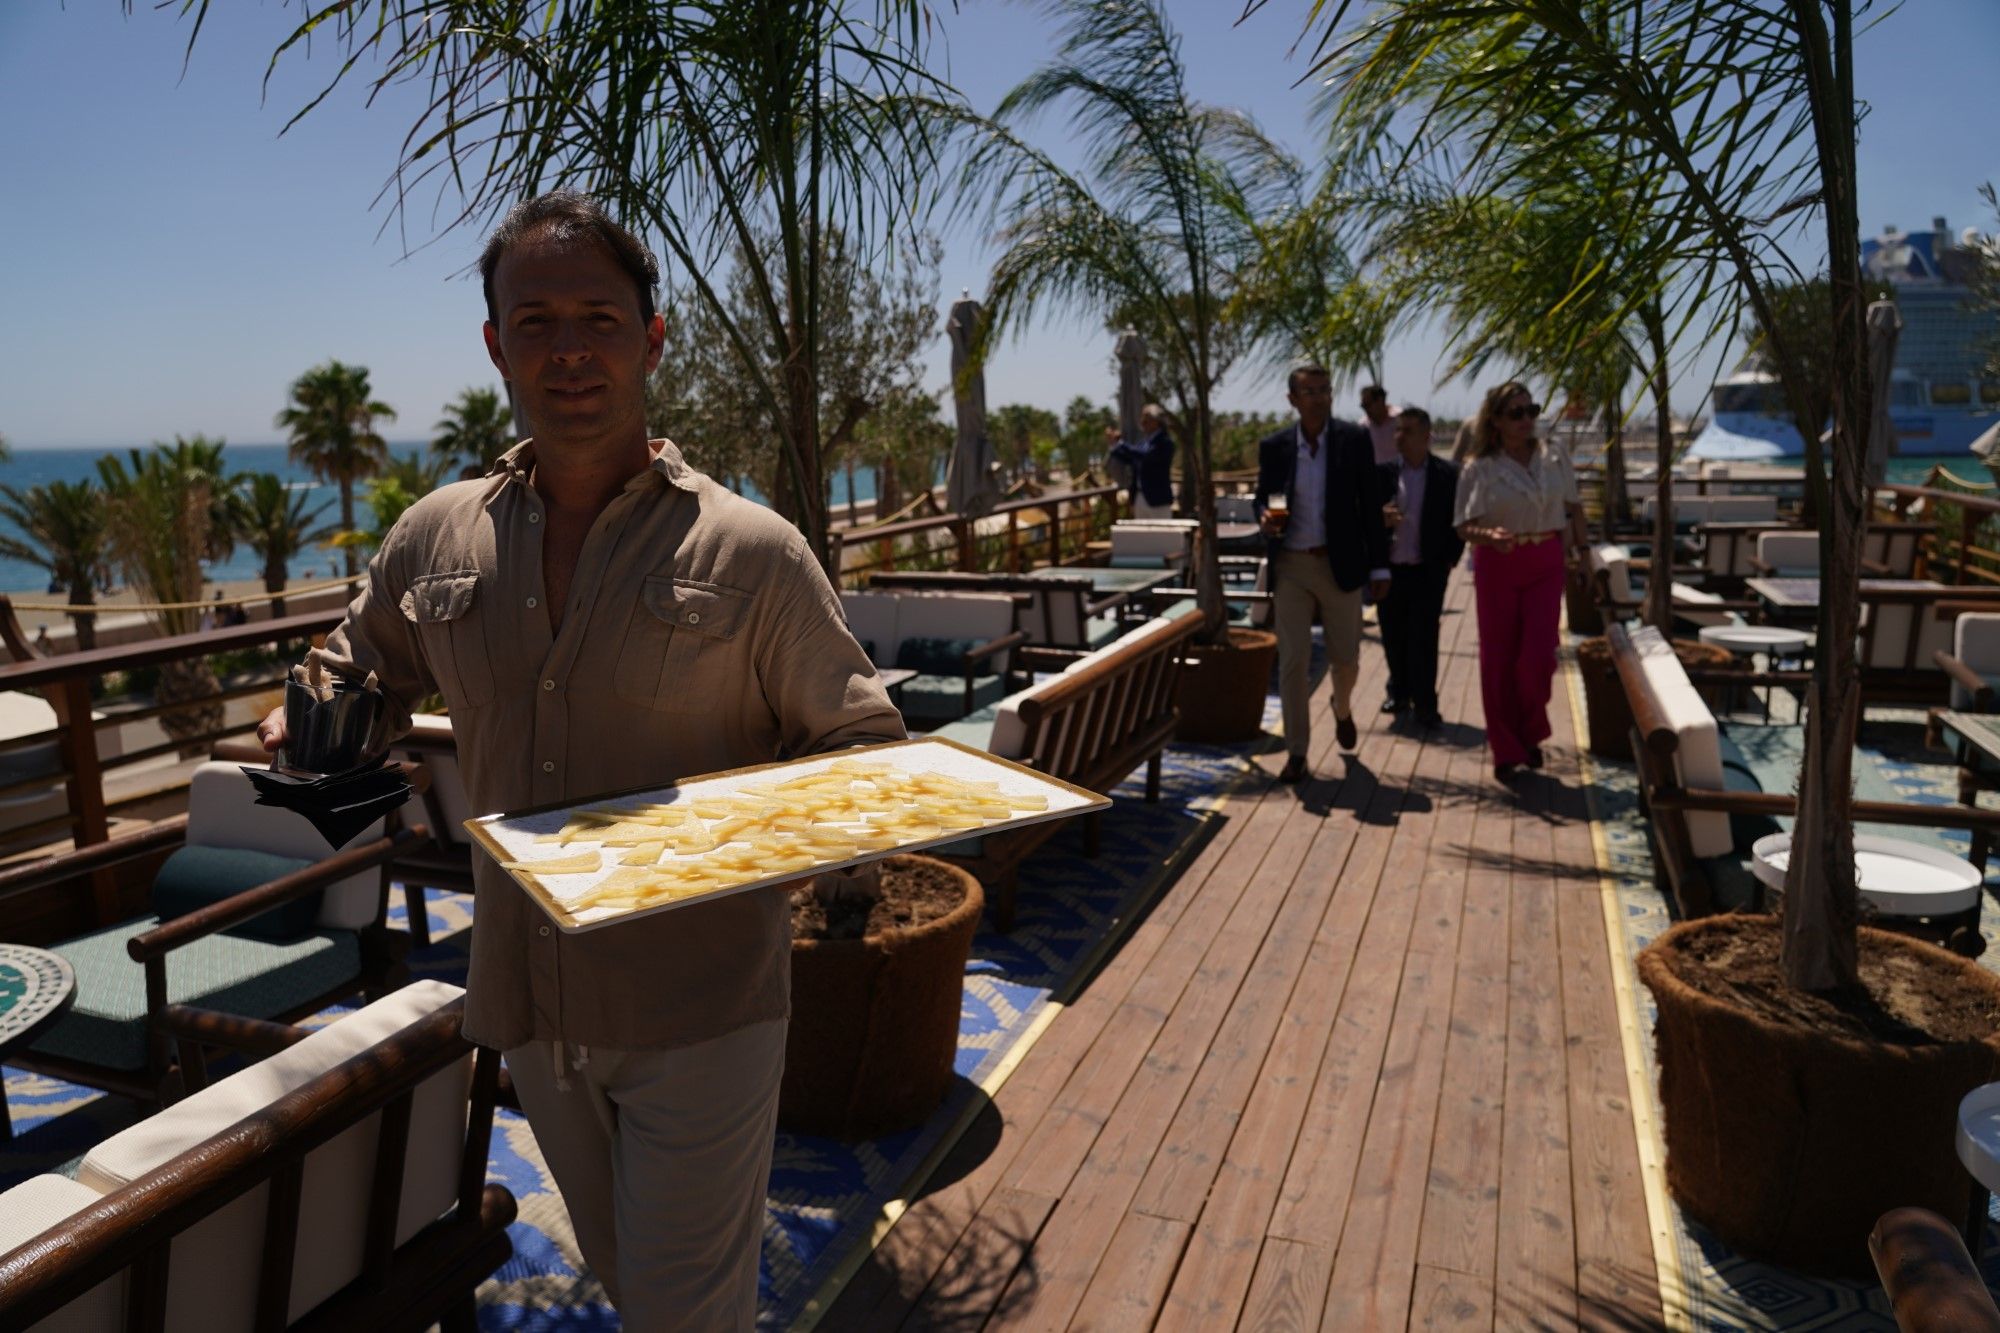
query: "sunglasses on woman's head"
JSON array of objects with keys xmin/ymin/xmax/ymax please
[{"xmin": 1503, "ymin": 403, "xmax": 1541, "ymax": 421}]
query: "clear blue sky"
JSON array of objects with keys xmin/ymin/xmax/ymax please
[{"xmin": 1, "ymin": 1, "xmax": 1994, "ymax": 450}]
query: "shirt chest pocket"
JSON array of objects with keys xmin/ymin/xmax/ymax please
[
  {"xmin": 399, "ymin": 571, "xmax": 496, "ymax": 708},
  {"xmin": 613, "ymin": 576, "xmax": 752, "ymax": 711}
]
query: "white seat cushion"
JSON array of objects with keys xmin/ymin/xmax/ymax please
[
  {"xmin": 1671, "ymin": 583, "xmax": 1739, "ymax": 629},
  {"xmin": 1629, "ymin": 627, "xmax": 1732, "ymax": 858},
  {"xmin": 1756, "ymin": 531, "xmax": 1819, "ymax": 576},
  {"xmin": 0, "ymin": 1175, "xmax": 124, "ymax": 1331},
  {"xmin": 406, "ymin": 714, "xmax": 471, "ymax": 842},
  {"xmin": 1108, "ymin": 528, "xmax": 1187, "ymax": 566},
  {"xmin": 1590, "ymin": 545, "xmax": 1633, "ymax": 604},
  {"xmin": 837, "ymin": 592, "xmax": 903, "ymax": 667},
  {"xmin": 1955, "ymin": 614, "xmax": 2000, "ymax": 708},
  {"xmin": 78, "ymin": 980, "xmax": 471, "ymax": 1332},
  {"xmin": 889, "ymin": 592, "xmax": 1019, "ymax": 674},
  {"xmin": 185, "ymin": 763, "xmax": 382, "ymax": 929}
]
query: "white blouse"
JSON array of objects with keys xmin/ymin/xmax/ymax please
[{"xmin": 1454, "ymin": 441, "xmax": 1579, "ymax": 535}]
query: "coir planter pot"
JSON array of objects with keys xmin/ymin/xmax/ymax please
[
  {"xmin": 1576, "ymin": 635, "xmax": 1736, "ymax": 760},
  {"xmin": 780, "ymin": 854, "xmax": 983, "ymax": 1140},
  {"xmin": 1637, "ymin": 915, "xmax": 2000, "ymax": 1277},
  {"xmin": 1175, "ymin": 627, "xmax": 1280, "ymax": 744}
]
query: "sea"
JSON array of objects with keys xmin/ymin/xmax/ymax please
[{"xmin": 0, "ymin": 441, "xmax": 887, "ymax": 594}]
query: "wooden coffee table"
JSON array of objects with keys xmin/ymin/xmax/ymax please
[{"xmin": 0, "ymin": 943, "xmax": 76, "ymax": 1139}]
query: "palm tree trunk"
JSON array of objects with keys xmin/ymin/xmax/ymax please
[
  {"xmin": 1781, "ymin": 0, "xmax": 1865, "ymax": 991},
  {"xmin": 1642, "ymin": 308, "xmax": 1676, "ymax": 635},
  {"xmin": 68, "ymin": 583, "xmax": 97, "ymax": 653},
  {"xmin": 1603, "ymin": 389, "xmax": 1629, "ymax": 537},
  {"xmin": 266, "ymin": 553, "xmax": 288, "ymax": 620},
  {"xmin": 1187, "ymin": 386, "xmax": 1227, "ymax": 641},
  {"xmin": 846, "ymin": 454, "xmax": 859, "ymax": 525},
  {"xmin": 338, "ymin": 478, "xmax": 359, "ymax": 578}
]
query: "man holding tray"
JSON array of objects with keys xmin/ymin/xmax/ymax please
[{"xmin": 258, "ymin": 191, "xmax": 904, "ymax": 1330}]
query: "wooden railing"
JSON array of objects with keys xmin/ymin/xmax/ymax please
[
  {"xmin": 0, "ymin": 608, "xmax": 345, "ymax": 864},
  {"xmin": 832, "ymin": 483, "xmax": 1126, "ymax": 587},
  {"xmin": 1882, "ymin": 481, "xmax": 2000, "ymax": 588}
]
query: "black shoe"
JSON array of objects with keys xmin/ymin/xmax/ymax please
[
  {"xmin": 1495, "ymin": 763, "xmax": 1520, "ymax": 782},
  {"xmin": 1381, "ymin": 697, "xmax": 1408, "ymax": 715},
  {"xmin": 1526, "ymin": 745, "xmax": 1545, "ymax": 770},
  {"xmin": 1279, "ymin": 755, "xmax": 1309, "ymax": 783},
  {"xmin": 1336, "ymin": 715, "xmax": 1358, "ymax": 751},
  {"xmin": 1416, "ymin": 709, "xmax": 1443, "ymax": 729}
]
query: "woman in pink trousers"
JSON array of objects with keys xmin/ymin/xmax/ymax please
[{"xmin": 1453, "ymin": 381, "xmax": 1589, "ymax": 781}]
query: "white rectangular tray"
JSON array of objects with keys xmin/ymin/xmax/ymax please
[{"xmin": 463, "ymin": 737, "xmax": 1110, "ymax": 934}]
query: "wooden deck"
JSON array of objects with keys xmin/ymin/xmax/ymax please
[{"xmin": 821, "ymin": 567, "xmax": 1663, "ymax": 1331}]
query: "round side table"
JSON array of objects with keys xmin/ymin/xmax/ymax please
[
  {"xmin": 1698, "ymin": 624, "xmax": 1812, "ymax": 718},
  {"xmin": 1751, "ymin": 831, "xmax": 1983, "ymax": 919},
  {"xmin": 0, "ymin": 944, "xmax": 77, "ymax": 1140}
]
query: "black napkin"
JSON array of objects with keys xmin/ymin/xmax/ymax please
[{"xmin": 238, "ymin": 676, "xmax": 413, "ymax": 849}]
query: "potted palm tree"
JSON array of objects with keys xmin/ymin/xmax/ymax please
[{"xmin": 1314, "ymin": 0, "xmax": 2000, "ymax": 1275}]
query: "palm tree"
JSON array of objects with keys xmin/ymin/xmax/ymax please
[
  {"xmin": 1293, "ymin": 0, "xmax": 1871, "ymax": 987},
  {"xmin": 98, "ymin": 444, "xmax": 234, "ymax": 749},
  {"xmin": 161, "ymin": 1, "xmax": 951, "ymax": 578},
  {"xmin": 958, "ymin": 0, "xmax": 1295, "ymax": 635},
  {"xmin": 0, "ymin": 480, "xmax": 111, "ymax": 651},
  {"xmin": 430, "ymin": 386, "xmax": 515, "ymax": 478},
  {"xmin": 360, "ymin": 454, "xmax": 453, "ymax": 550},
  {"xmin": 277, "ymin": 361, "xmax": 395, "ymax": 576},
  {"xmin": 239, "ymin": 473, "xmax": 333, "ymax": 618}
]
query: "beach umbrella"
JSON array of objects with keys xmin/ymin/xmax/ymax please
[
  {"xmin": 1971, "ymin": 418, "xmax": 2000, "ymax": 463},
  {"xmin": 1863, "ymin": 298, "xmax": 1903, "ymax": 489},
  {"xmin": 945, "ymin": 294, "xmax": 1000, "ymax": 519}
]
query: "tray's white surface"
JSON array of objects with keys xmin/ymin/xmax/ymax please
[
  {"xmin": 1751, "ymin": 832, "xmax": 1982, "ymax": 916},
  {"xmin": 470, "ymin": 738, "xmax": 1107, "ymax": 933}
]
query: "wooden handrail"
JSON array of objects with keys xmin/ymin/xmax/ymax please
[
  {"xmin": 1870, "ymin": 1207, "xmax": 2000, "ymax": 1332},
  {"xmin": 0, "ymin": 608, "xmax": 345, "ymax": 692},
  {"xmin": 1606, "ymin": 623, "xmax": 1681, "ymax": 758}
]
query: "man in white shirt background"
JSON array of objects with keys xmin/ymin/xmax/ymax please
[{"xmin": 1360, "ymin": 384, "xmax": 1401, "ymax": 467}]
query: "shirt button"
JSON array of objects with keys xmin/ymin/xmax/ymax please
[
  {"xmin": 542, "ymin": 760, "xmax": 555, "ymax": 773},
  {"xmin": 539, "ymin": 925, "xmax": 550, "ymax": 937},
  {"xmin": 526, "ymin": 597, "xmax": 538, "ymax": 608},
  {"xmin": 528, "ymin": 512, "xmax": 540, "ymax": 524},
  {"xmin": 543, "ymin": 679, "xmax": 555, "ymax": 691},
  {"xmin": 685, "ymin": 612, "xmax": 700, "ymax": 626}
]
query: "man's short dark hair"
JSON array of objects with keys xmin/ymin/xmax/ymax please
[
  {"xmin": 1287, "ymin": 364, "xmax": 1332, "ymax": 394},
  {"xmin": 1398, "ymin": 405, "xmax": 1432, "ymax": 429},
  {"xmin": 479, "ymin": 191, "xmax": 660, "ymax": 325},
  {"xmin": 1361, "ymin": 384, "xmax": 1388, "ymax": 402}
]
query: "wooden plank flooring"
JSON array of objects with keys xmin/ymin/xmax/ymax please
[{"xmin": 820, "ymin": 568, "xmax": 1661, "ymax": 1332}]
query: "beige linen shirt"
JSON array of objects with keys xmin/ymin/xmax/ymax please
[
  {"xmin": 311, "ymin": 439, "xmax": 905, "ymax": 1053},
  {"xmin": 1453, "ymin": 441, "xmax": 1579, "ymax": 535}
]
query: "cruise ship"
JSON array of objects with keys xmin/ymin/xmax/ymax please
[{"xmin": 1688, "ymin": 216, "xmax": 2000, "ymax": 460}]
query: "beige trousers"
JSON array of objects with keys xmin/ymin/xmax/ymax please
[
  {"xmin": 506, "ymin": 1018, "xmax": 788, "ymax": 1332},
  {"xmin": 1274, "ymin": 547, "xmax": 1364, "ymax": 757}
]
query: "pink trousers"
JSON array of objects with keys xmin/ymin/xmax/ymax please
[{"xmin": 1473, "ymin": 538, "xmax": 1566, "ymax": 767}]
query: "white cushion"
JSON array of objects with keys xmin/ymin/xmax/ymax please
[
  {"xmin": 1757, "ymin": 531, "xmax": 1819, "ymax": 576},
  {"xmin": 78, "ymin": 980, "xmax": 471, "ymax": 1332},
  {"xmin": 838, "ymin": 592, "xmax": 902, "ymax": 667},
  {"xmin": 0, "ymin": 1175, "xmax": 125, "ymax": 1331},
  {"xmin": 1590, "ymin": 545, "xmax": 1633, "ymax": 604},
  {"xmin": 890, "ymin": 592, "xmax": 1019, "ymax": 673},
  {"xmin": 1956, "ymin": 616, "xmax": 2000, "ymax": 711},
  {"xmin": 406, "ymin": 714, "xmax": 471, "ymax": 843},
  {"xmin": 1108, "ymin": 528, "xmax": 1187, "ymax": 566},
  {"xmin": 185, "ymin": 763, "xmax": 382, "ymax": 929},
  {"xmin": 1670, "ymin": 583, "xmax": 1739, "ymax": 629},
  {"xmin": 1863, "ymin": 598, "xmax": 1958, "ymax": 673},
  {"xmin": 1628, "ymin": 627, "xmax": 1732, "ymax": 858}
]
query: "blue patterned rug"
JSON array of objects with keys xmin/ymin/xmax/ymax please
[
  {"xmin": 1570, "ymin": 663, "xmax": 2000, "ymax": 1331},
  {"xmin": 0, "ymin": 741, "xmax": 1252, "ymax": 1329}
]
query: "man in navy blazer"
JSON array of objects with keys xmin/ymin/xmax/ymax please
[
  {"xmin": 1376, "ymin": 407, "xmax": 1464, "ymax": 728},
  {"xmin": 1109, "ymin": 403, "xmax": 1177, "ymax": 517},
  {"xmin": 1255, "ymin": 365, "xmax": 1391, "ymax": 782}
]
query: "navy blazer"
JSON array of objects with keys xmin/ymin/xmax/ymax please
[
  {"xmin": 1377, "ymin": 454, "xmax": 1465, "ymax": 570},
  {"xmin": 1110, "ymin": 429, "xmax": 1176, "ymax": 508},
  {"xmin": 1254, "ymin": 419, "xmax": 1389, "ymax": 592}
]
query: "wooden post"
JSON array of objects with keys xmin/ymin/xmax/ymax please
[
  {"xmin": 1007, "ymin": 509, "xmax": 1021, "ymax": 573},
  {"xmin": 1959, "ymin": 507, "xmax": 1977, "ymax": 586},
  {"xmin": 956, "ymin": 518, "xmax": 975, "ymax": 572},
  {"xmin": 49, "ymin": 676, "xmax": 117, "ymax": 922},
  {"xmin": 1049, "ymin": 497, "xmax": 1064, "ymax": 568}
]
